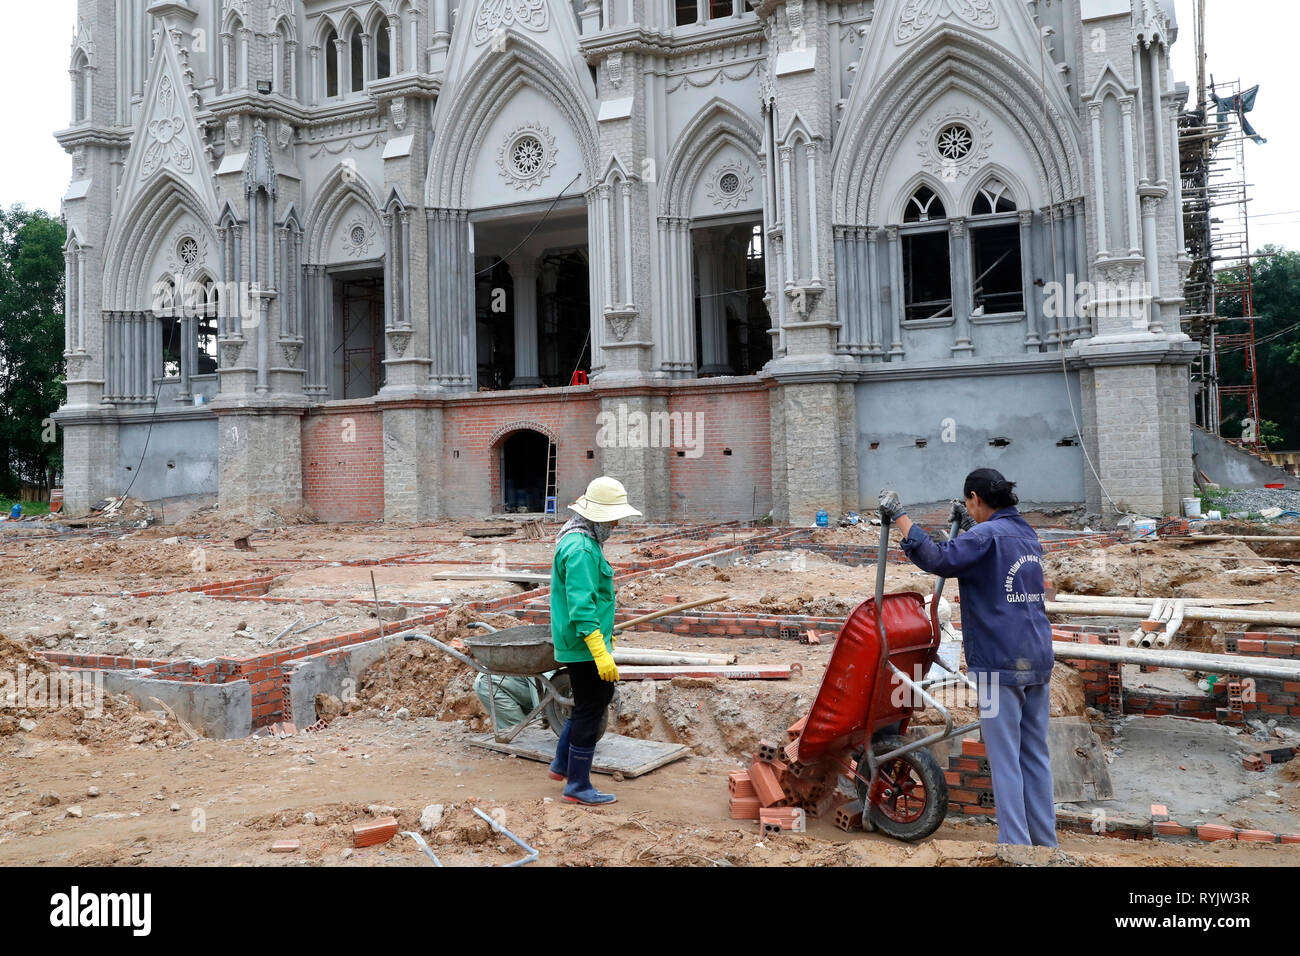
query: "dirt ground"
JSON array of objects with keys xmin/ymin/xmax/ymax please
[{"xmin": 3, "ymin": 515, "xmax": 1300, "ymax": 866}]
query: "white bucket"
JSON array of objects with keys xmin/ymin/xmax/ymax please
[
  {"xmin": 1205, "ymin": 510, "xmax": 1222, "ymax": 521},
  {"xmin": 1132, "ymin": 519, "xmax": 1157, "ymax": 539},
  {"xmin": 1183, "ymin": 497, "xmax": 1202, "ymax": 518}
]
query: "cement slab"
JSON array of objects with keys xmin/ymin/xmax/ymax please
[{"xmin": 468, "ymin": 727, "xmax": 691, "ymax": 777}]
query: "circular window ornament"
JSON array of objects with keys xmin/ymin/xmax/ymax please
[
  {"xmin": 350, "ymin": 225, "xmax": 367, "ymax": 247},
  {"xmin": 498, "ymin": 124, "xmax": 557, "ymax": 191},
  {"xmin": 935, "ymin": 123, "xmax": 973, "ymax": 162},
  {"xmin": 705, "ymin": 161, "xmax": 755, "ymax": 210},
  {"xmin": 178, "ymin": 236, "xmax": 200, "ymax": 267},
  {"xmin": 916, "ymin": 109, "xmax": 992, "ymax": 182},
  {"xmin": 343, "ymin": 219, "xmax": 375, "ymax": 259}
]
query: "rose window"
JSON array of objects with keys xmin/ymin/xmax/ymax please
[{"xmin": 935, "ymin": 123, "xmax": 973, "ymax": 161}]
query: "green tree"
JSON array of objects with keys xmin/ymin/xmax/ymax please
[
  {"xmin": 1214, "ymin": 245, "xmax": 1300, "ymax": 448},
  {"xmin": 0, "ymin": 205, "xmax": 66, "ymax": 497}
]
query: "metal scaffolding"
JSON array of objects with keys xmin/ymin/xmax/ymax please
[{"xmin": 1178, "ymin": 1, "xmax": 1267, "ymax": 449}]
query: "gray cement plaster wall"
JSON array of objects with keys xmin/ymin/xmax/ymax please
[
  {"xmin": 73, "ymin": 668, "xmax": 252, "ymax": 739},
  {"xmin": 856, "ymin": 369, "xmax": 1086, "ymax": 506},
  {"xmin": 117, "ymin": 416, "xmax": 219, "ymax": 502},
  {"xmin": 1193, "ymin": 427, "xmax": 1300, "ymax": 491},
  {"xmin": 286, "ymin": 633, "xmax": 408, "ymax": 727}
]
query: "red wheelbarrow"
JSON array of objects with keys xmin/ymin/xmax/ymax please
[{"xmin": 790, "ymin": 513, "xmax": 983, "ymax": 841}]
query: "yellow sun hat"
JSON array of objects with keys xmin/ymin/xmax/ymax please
[{"xmin": 569, "ymin": 476, "xmax": 642, "ymax": 522}]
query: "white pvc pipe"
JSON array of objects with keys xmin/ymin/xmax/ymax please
[
  {"xmin": 1053, "ymin": 641, "xmax": 1300, "ymax": 682},
  {"xmin": 1156, "ymin": 599, "xmax": 1186, "ymax": 648},
  {"xmin": 1046, "ymin": 601, "xmax": 1300, "ymax": 627},
  {"xmin": 1054, "ymin": 595, "xmax": 1268, "ymax": 607}
]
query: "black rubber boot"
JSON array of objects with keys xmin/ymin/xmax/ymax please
[
  {"xmin": 561, "ymin": 744, "xmax": 617, "ymax": 805},
  {"xmin": 548, "ymin": 719, "xmax": 572, "ymax": 781}
]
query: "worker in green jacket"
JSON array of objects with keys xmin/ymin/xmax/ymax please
[{"xmin": 547, "ymin": 476, "xmax": 641, "ymax": 805}]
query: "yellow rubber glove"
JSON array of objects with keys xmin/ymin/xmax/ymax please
[{"xmin": 583, "ymin": 629, "xmax": 619, "ymax": 683}]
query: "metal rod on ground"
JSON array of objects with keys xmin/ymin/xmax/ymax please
[
  {"xmin": 473, "ymin": 807, "xmax": 538, "ymax": 867},
  {"xmin": 613, "ymin": 595, "xmax": 730, "ymax": 633},
  {"xmin": 371, "ymin": 570, "xmax": 393, "ymax": 687},
  {"xmin": 1053, "ymin": 640, "xmax": 1300, "ymax": 682},
  {"xmin": 264, "ymin": 615, "xmax": 305, "ymax": 646},
  {"xmin": 1046, "ymin": 600, "xmax": 1300, "ymax": 626},
  {"xmin": 292, "ymin": 614, "xmax": 342, "ymax": 635}
]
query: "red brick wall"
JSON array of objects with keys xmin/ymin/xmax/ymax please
[
  {"xmin": 668, "ymin": 381, "xmax": 773, "ymax": 521},
  {"xmin": 301, "ymin": 406, "xmax": 384, "ymax": 522},
  {"xmin": 441, "ymin": 390, "xmax": 603, "ymax": 516}
]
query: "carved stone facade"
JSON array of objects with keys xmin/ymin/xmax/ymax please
[{"xmin": 55, "ymin": 0, "xmax": 1195, "ymax": 522}]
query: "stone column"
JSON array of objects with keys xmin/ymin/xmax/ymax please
[
  {"xmin": 697, "ymin": 244, "xmax": 729, "ymax": 374},
  {"xmin": 885, "ymin": 226, "xmax": 904, "ymax": 357},
  {"xmin": 949, "ymin": 218, "xmax": 973, "ymax": 354},
  {"xmin": 1019, "ymin": 210, "xmax": 1040, "ymax": 348}
]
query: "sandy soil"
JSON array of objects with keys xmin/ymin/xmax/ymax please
[{"xmin": 3, "ymin": 515, "xmax": 1300, "ymax": 867}]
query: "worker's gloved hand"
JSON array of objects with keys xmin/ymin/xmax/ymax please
[
  {"xmin": 948, "ymin": 499, "xmax": 976, "ymax": 532},
  {"xmin": 877, "ymin": 488, "xmax": 907, "ymax": 523},
  {"xmin": 583, "ymin": 629, "xmax": 619, "ymax": 683}
]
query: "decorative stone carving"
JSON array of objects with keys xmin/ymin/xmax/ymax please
[
  {"xmin": 704, "ymin": 161, "xmax": 755, "ymax": 210},
  {"xmin": 276, "ymin": 120, "xmax": 294, "ymax": 150},
  {"xmin": 142, "ymin": 73, "xmax": 194, "ymax": 179},
  {"xmin": 386, "ymin": 328, "xmax": 412, "ymax": 357},
  {"xmin": 166, "ymin": 229, "xmax": 209, "ymax": 276},
  {"xmin": 895, "ymin": 0, "xmax": 998, "ymax": 45},
  {"xmin": 390, "ymin": 96, "xmax": 407, "ymax": 130},
  {"xmin": 606, "ymin": 52, "xmax": 624, "ymax": 90},
  {"xmin": 497, "ymin": 123, "xmax": 557, "ymax": 191},
  {"xmin": 472, "ymin": 0, "xmax": 548, "ymax": 46},
  {"xmin": 916, "ymin": 108, "xmax": 991, "ymax": 181},
  {"xmin": 219, "ymin": 338, "xmax": 244, "ymax": 368},
  {"xmin": 71, "ymin": 147, "xmax": 87, "ymax": 178},
  {"xmin": 225, "ymin": 116, "xmax": 241, "ymax": 148},
  {"xmin": 281, "ymin": 340, "xmax": 301, "ymax": 368},
  {"xmin": 343, "ymin": 219, "xmax": 377, "ymax": 259},
  {"xmin": 606, "ymin": 310, "xmax": 634, "ymax": 342}
]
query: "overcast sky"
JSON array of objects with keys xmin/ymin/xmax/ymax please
[{"xmin": 0, "ymin": 0, "xmax": 1293, "ymax": 249}]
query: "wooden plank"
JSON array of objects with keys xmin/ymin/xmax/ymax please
[
  {"xmin": 1048, "ymin": 717, "xmax": 1114, "ymax": 802},
  {"xmin": 468, "ymin": 727, "xmax": 690, "ymax": 777},
  {"xmin": 617, "ymin": 664, "xmax": 797, "ymax": 680}
]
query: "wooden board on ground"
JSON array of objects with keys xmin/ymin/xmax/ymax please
[
  {"xmin": 1048, "ymin": 717, "xmax": 1115, "ymax": 802},
  {"xmin": 468, "ymin": 727, "xmax": 690, "ymax": 777},
  {"xmin": 464, "ymin": 526, "xmax": 516, "ymax": 538}
]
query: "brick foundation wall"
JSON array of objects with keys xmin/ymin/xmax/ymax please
[
  {"xmin": 302, "ymin": 405, "xmax": 384, "ymax": 522},
  {"xmin": 440, "ymin": 390, "xmax": 603, "ymax": 516},
  {"xmin": 667, "ymin": 382, "xmax": 773, "ymax": 522}
]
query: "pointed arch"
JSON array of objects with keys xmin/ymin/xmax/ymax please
[
  {"xmin": 660, "ymin": 97, "xmax": 763, "ymax": 217},
  {"xmin": 426, "ymin": 34, "xmax": 598, "ymax": 208},
  {"xmin": 102, "ymin": 171, "xmax": 219, "ymax": 310},
  {"xmin": 306, "ymin": 161, "xmax": 385, "ymax": 264},
  {"xmin": 958, "ymin": 163, "xmax": 1030, "ymax": 217},
  {"xmin": 832, "ymin": 26, "xmax": 1083, "ymax": 225}
]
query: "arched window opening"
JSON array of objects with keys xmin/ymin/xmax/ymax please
[
  {"xmin": 375, "ymin": 21, "xmax": 392, "ymax": 79},
  {"xmin": 197, "ymin": 277, "xmax": 220, "ymax": 374},
  {"xmin": 903, "ymin": 184, "xmax": 946, "ymax": 223},
  {"xmin": 350, "ymin": 30, "xmax": 365, "ymax": 92},
  {"xmin": 972, "ymin": 178, "xmax": 1016, "ymax": 216},
  {"xmin": 500, "ymin": 429, "xmax": 552, "ymax": 513},
  {"xmin": 901, "ymin": 185, "xmax": 952, "ymax": 322},
  {"xmin": 325, "ymin": 28, "xmax": 339, "ymax": 96},
  {"xmin": 969, "ymin": 179, "xmax": 1024, "ymax": 316}
]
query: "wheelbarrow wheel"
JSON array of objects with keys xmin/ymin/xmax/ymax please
[
  {"xmin": 542, "ymin": 668, "xmax": 611, "ymax": 741},
  {"xmin": 856, "ymin": 735, "xmax": 948, "ymax": 842}
]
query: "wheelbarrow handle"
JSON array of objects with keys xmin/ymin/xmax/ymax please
[
  {"xmin": 402, "ymin": 632, "xmax": 490, "ymax": 675},
  {"xmin": 613, "ymin": 594, "xmax": 730, "ymax": 633}
]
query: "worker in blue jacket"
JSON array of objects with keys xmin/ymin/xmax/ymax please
[{"xmin": 878, "ymin": 468, "xmax": 1057, "ymax": 847}]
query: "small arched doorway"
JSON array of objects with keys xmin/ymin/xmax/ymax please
[{"xmin": 500, "ymin": 429, "xmax": 553, "ymax": 513}]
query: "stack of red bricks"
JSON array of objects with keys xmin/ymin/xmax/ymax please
[{"xmin": 726, "ymin": 714, "xmax": 865, "ymax": 835}]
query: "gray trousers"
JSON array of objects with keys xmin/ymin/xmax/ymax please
[{"xmin": 979, "ymin": 680, "xmax": 1057, "ymax": 847}]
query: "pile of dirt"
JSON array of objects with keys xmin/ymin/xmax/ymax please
[
  {"xmin": 353, "ymin": 608, "xmax": 522, "ymax": 726},
  {"xmin": 0, "ymin": 632, "xmax": 179, "ymax": 747},
  {"xmin": 1281, "ymin": 756, "xmax": 1300, "ymax": 783},
  {"xmin": 613, "ymin": 675, "xmax": 813, "ymax": 758},
  {"xmin": 912, "ymin": 662, "xmax": 1086, "ymax": 728},
  {"xmin": 1044, "ymin": 539, "xmax": 1269, "ymax": 597}
]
